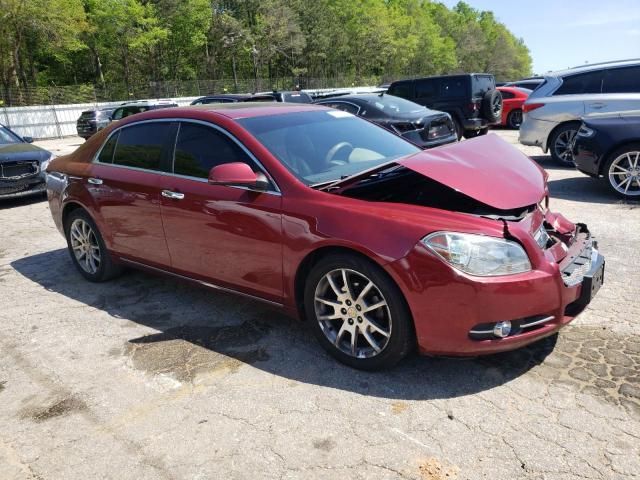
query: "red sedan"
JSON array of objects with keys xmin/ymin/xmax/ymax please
[
  {"xmin": 497, "ymin": 86, "xmax": 531, "ymax": 129},
  {"xmin": 46, "ymin": 104, "xmax": 604, "ymax": 370}
]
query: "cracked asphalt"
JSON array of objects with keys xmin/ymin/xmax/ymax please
[{"xmin": 0, "ymin": 130, "xmax": 639, "ymax": 480}]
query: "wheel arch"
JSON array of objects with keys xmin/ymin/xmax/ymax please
[
  {"xmin": 293, "ymin": 245, "xmax": 411, "ymax": 324},
  {"xmin": 545, "ymin": 120, "xmax": 581, "ymax": 153},
  {"xmin": 598, "ymin": 141, "xmax": 640, "ymax": 176}
]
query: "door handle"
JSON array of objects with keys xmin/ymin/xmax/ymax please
[
  {"xmin": 87, "ymin": 177, "xmax": 103, "ymax": 185},
  {"xmin": 161, "ymin": 190, "xmax": 185, "ymax": 200},
  {"xmin": 589, "ymin": 102, "xmax": 606, "ymax": 109}
]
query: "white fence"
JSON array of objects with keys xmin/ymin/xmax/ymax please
[
  {"xmin": 1, "ymin": 86, "xmax": 384, "ymax": 140},
  {"xmin": 1, "ymin": 97, "xmax": 199, "ymax": 139}
]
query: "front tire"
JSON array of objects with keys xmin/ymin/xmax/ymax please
[
  {"xmin": 304, "ymin": 253, "xmax": 415, "ymax": 370},
  {"xmin": 64, "ymin": 209, "xmax": 123, "ymax": 282},
  {"xmin": 549, "ymin": 123, "xmax": 579, "ymax": 166},
  {"xmin": 603, "ymin": 144, "xmax": 640, "ymax": 199}
]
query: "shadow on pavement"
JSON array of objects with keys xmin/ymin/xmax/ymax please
[
  {"xmin": 0, "ymin": 193, "xmax": 47, "ymax": 210},
  {"xmin": 11, "ymin": 248, "xmax": 557, "ymax": 400}
]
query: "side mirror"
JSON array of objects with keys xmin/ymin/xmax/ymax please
[
  {"xmin": 208, "ymin": 162, "xmax": 269, "ymax": 191},
  {"xmin": 23, "ymin": 136, "xmax": 33, "ymax": 143}
]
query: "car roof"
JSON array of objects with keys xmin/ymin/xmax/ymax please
[
  {"xmin": 392, "ymin": 73, "xmax": 493, "ymax": 84},
  {"xmin": 128, "ymin": 102, "xmax": 327, "ymax": 121},
  {"xmin": 546, "ymin": 59, "xmax": 640, "ymax": 78},
  {"xmin": 196, "ymin": 94, "xmax": 253, "ymax": 100}
]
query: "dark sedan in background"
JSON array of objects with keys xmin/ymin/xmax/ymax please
[
  {"xmin": 314, "ymin": 94, "xmax": 457, "ymax": 149},
  {"xmin": 191, "ymin": 90, "xmax": 313, "ymax": 105},
  {"xmin": 573, "ymin": 113, "xmax": 640, "ymax": 199},
  {"xmin": 0, "ymin": 124, "xmax": 54, "ymax": 199}
]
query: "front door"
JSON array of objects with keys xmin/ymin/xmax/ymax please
[{"xmin": 158, "ymin": 121, "xmax": 284, "ymax": 301}]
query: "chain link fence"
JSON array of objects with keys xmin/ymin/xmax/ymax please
[{"xmin": 0, "ymin": 76, "xmax": 385, "ymax": 108}]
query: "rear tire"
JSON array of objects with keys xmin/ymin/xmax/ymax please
[
  {"xmin": 304, "ymin": 253, "xmax": 415, "ymax": 370},
  {"xmin": 507, "ymin": 109, "xmax": 523, "ymax": 129},
  {"xmin": 549, "ymin": 123, "xmax": 579, "ymax": 166},
  {"xmin": 64, "ymin": 209, "xmax": 123, "ymax": 282}
]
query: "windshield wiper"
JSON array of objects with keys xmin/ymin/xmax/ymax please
[{"xmin": 316, "ymin": 162, "xmax": 405, "ymax": 192}]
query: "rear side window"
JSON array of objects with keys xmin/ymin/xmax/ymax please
[
  {"xmin": 500, "ymin": 90, "xmax": 515, "ymax": 99},
  {"xmin": 602, "ymin": 66, "xmax": 640, "ymax": 93},
  {"xmin": 113, "ymin": 123, "xmax": 173, "ymax": 171},
  {"xmin": 471, "ymin": 76, "xmax": 494, "ymax": 97},
  {"xmin": 415, "ymin": 79, "xmax": 438, "ymax": 99},
  {"xmin": 388, "ymin": 82, "xmax": 413, "ymax": 99},
  {"xmin": 554, "ymin": 71, "xmax": 603, "ymax": 95},
  {"xmin": 322, "ymin": 102, "xmax": 360, "ymax": 115},
  {"xmin": 442, "ymin": 78, "xmax": 468, "ymax": 98},
  {"xmin": 173, "ymin": 122, "xmax": 253, "ymax": 178},
  {"xmin": 97, "ymin": 132, "xmax": 119, "ymax": 163}
]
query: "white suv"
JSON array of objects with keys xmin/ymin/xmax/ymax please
[{"xmin": 519, "ymin": 59, "xmax": 640, "ymax": 165}]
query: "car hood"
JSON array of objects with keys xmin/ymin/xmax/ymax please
[
  {"xmin": 397, "ymin": 134, "xmax": 545, "ymax": 210},
  {"xmin": 0, "ymin": 143, "xmax": 50, "ymax": 163}
]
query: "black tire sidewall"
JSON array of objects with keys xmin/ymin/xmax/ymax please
[
  {"xmin": 64, "ymin": 209, "xmax": 118, "ymax": 282},
  {"xmin": 507, "ymin": 109, "xmax": 522, "ymax": 129},
  {"xmin": 550, "ymin": 124, "xmax": 579, "ymax": 166},
  {"xmin": 482, "ymin": 89, "xmax": 502, "ymax": 123},
  {"xmin": 303, "ymin": 254, "xmax": 415, "ymax": 370}
]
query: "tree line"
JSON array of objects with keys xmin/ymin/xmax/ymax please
[{"xmin": 0, "ymin": 0, "xmax": 532, "ymax": 102}]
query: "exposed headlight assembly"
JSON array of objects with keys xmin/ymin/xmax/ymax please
[{"xmin": 422, "ymin": 232, "xmax": 531, "ymax": 276}]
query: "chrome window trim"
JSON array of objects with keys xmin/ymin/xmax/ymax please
[{"xmin": 91, "ymin": 117, "xmax": 282, "ymax": 196}]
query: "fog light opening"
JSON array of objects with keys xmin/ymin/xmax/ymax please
[{"xmin": 493, "ymin": 321, "xmax": 512, "ymax": 338}]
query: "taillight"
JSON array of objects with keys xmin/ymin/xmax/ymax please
[
  {"xmin": 468, "ymin": 102, "xmax": 480, "ymax": 112},
  {"xmin": 523, "ymin": 102, "xmax": 545, "ymax": 113}
]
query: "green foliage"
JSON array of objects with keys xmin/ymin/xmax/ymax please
[{"xmin": 0, "ymin": 0, "xmax": 532, "ymax": 104}]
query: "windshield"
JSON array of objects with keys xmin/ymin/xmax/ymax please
[
  {"xmin": 238, "ymin": 110, "xmax": 420, "ymax": 185},
  {"xmin": 0, "ymin": 126, "xmax": 22, "ymax": 145},
  {"xmin": 371, "ymin": 95, "xmax": 425, "ymax": 114}
]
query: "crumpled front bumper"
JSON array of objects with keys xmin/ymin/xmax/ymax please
[{"xmin": 386, "ymin": 221, "xmax": 605, "ymax": 356}]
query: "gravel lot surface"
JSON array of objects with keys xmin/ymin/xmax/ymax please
[{"xmin": 0, "ymin": 130, "xmax": 639, "ymax": 480}]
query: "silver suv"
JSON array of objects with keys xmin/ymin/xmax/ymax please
[{"xmin": 519, "ymin": 59, "xmax": 640, "ymax": 165}]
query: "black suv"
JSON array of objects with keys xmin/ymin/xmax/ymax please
[
  {"xmin": 76, "ymin": 108, "xmax": 115, "ymax": 139},
  {"xmin": 388, "ymin": 74, "xmax": 503, "ymax": 139}
]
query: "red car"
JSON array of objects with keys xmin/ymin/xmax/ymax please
[
  {"xmin": 497, "ymin": 86, "xmax": 531, "ymax": 129},
  {"xmin": 46, "ymin": 104, "xmax": 604, "ymax": 370}
]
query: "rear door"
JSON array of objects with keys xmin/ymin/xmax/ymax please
[
  {"xmin": 157, "ymin": 120, "xmax": 284, "ymax": 301},
  {"xmin": 89, "ymin": 122, "xmax": 175, "ymax": 267},
  {"xmin": 589, "ymin": 65, "xmax": 640, "ymax": 115}
]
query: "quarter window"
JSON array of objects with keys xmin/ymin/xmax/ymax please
[
  {"xmin": 113, "ymin": 123, "xmax": 173, "ymax": 171},
  {"xmin": 602, "ymin": 66, "xmax": 640, "ymax": 93},
  {"xmin": 173, "ymin": 123, "xmax": 253, "ymax": 179},
  {"xmin": 500, "ymin": 90, "xmax": 515, "ymax": 100}
]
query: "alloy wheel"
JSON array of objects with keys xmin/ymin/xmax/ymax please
[
  {"xmin": 314, "ymin": 268, "xmax": 392, "ymax": 359},
  {"xmin": 553, "ymin": 129, "xmax": 577, "ymax": 164},
  {"xmin": 608, "ymin": 151, "xmax": 640, "ymax": 197},
  {"xmin": 69, "ymin": 218, "xmax": 101, "ymax": 274}
]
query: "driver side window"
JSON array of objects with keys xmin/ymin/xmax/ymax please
[
  {"xmin": 173, "ymin": 122, "xmax": 263, "ymax": 180},
  {"xmin": 111, "ymin": 108, "xmax": 124, "ymax": 121}
]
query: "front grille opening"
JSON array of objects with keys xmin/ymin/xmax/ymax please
[
  {"xmin": 0, "ymin": 161, "xmax": 38, "ymax": 179},
  {"xmin": 469, "ymin": 314, "xmax": 554, "ymax": 341}
]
